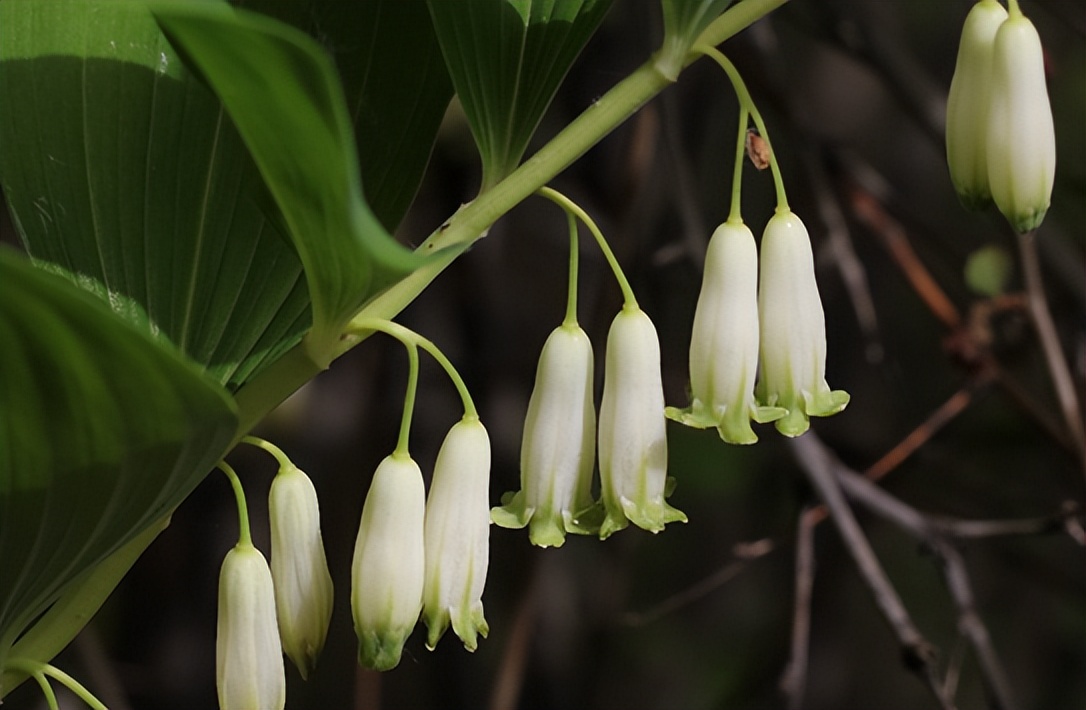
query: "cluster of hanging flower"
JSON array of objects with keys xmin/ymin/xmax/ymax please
[
  {"xmin": 351, "ymin": 416, "xmax": 492, "ymax": 671},
  {"xmin": 667, "ymin": 211, "xmax": 850, "ymax": 444},
  {"xmin": 493, "ymin": 303, "xmax": 687, "ymax": 547},
  {"xmin": 946, "ymin": 0, "xmax": 1056, "ymax": 233}
]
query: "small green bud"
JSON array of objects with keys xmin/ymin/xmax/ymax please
[
  {"xmin": 351, "ymin": 454, "xmax": 425, "ymax": 671},
  {"xmin": 423, "ymin": 417, "xmax": 491, "ymax": 652},
  {"xmin": 987, "ymin": 8, "xmax": 1056, "ymax": 233},
  {"xmin": 946, "ymin": 0, "xmax": 1008, "ymax": 209},
  {"xmin": 756, "ymin": 211, "xmax": 849, "ymax": 436},
  {"xmin": 491, "ymin": 324, "xmax": 597, "ymax": 546},
  {"xmin": 216, "ymin": 543, "xmax": 285, "ymax": 710},
  {"xmin": 269, "ymin": 465, "xmax": 333, "ymax": 679}
]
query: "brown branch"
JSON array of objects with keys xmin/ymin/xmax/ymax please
[
  {"xmin": 789, "ymin": 435, "xmax": 955, "ymax": 710},
  {"xmin": 780, "ymin": 507, "xmax": 819, "ymax": 710},
  {"xmin": 489, "ymin": 560, "xmax": 541, "ymax": 710}
]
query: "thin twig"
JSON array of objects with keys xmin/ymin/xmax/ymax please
[
  {"xmin": 489, "ymin": 560, "xmax": 541, "ymax": 710},
  {"xmin": 1016, "ymin": 229, "xmax": 1086, "ymax": 477},
  {"xmin": 780, "ymin": 507, "xmax": 818, "ymax": 710},
  {"xmin": 789, "ymin": 436, "xmax": 955, "ymax": 710}
]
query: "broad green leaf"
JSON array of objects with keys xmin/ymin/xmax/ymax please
[
  {"xmin": 0, "ymin": 247, "xmax": 237, "ymax": 665},
  {"xmin": 658, "ymin": 0, "xmax": 736, "ymax": 79},
  {"xmin": 151, "ymin": 3, "xmax": 430, "ymax": 357},
  {"xmin": 427, "ymin": 0, "xmax": 613, "ymax": 190},
  {"xmin": 240, "ymin": 0, "xmax": 454, "ymax": 233},
  {"xmin": 0, "ymin": 0, "xmax": 311, "ymax": 391}
]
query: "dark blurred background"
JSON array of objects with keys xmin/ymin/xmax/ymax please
[{"xmin": 3, "ymin": 1, "xmax": 1083, "ymax": 708}]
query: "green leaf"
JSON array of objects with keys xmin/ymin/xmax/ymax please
[
  {"xmin": 0, "ymin": 0, "xmax": 312, "ymax": 391},
  {"xmin": 151, "ymin": 2, "xmax": 431, "ymax": 357},
  {"xmin": 0, "ymin": 247, "xmax": 237, "ymax": 663},
  {"xmin": 427, "ymin": 0, "xmax": 613, "ymax": 190},
  {"xmin": 239, "ymin": 0, "xmax": 455, "ymax": 233},
  {"xmin": 658, "ymin": 0, "xmax": 736, "ymax": 79}
]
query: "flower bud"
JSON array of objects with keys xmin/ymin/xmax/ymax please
[
  {"xmin": 946, "ymin": 0, "xmax": 1008, "ymax": 209},
  {"xmin": 216, "ymin": 543, "xmax": 285, "ymax": 710},
  {"xmin": 268, "ymin": 465, "xmax": 333, "ymax": 679},
  {"xmin": 423, "ymin": 417, "xmax": 491, "ymax": 651},
  {"xmin": 491, "ymin": 324, "xmax": 596, "ymax": 546},
  {"xmin": 987, "ymin": 8, "xmax": 1056, "ymax": 233},
  {"xmin": 756, "ymin": 210, "xmax": 849, "ymax": 436},
  {"xmin": 351, "ymin": 454, "xmax": 425, "ymax": 671},
  {"xmin": 667, "ymin": 221, "xmax": 785, "ymax": 444},
  {"xmin": 598, "ymin": 306, "xmax": 686, "ymax": 538}
]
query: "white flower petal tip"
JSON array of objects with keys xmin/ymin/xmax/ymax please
[
  {"xmin": 269, "ymin": 466, "xmax": 333, "ymax": 680},
  {"xmin": 217, "ymin": 543, "xmax": 285, "ymax": 710},
  {"xmin": 946, "ymin": 0, "xmax": 1008, "ymax": 210},
  {"xmin": 351, "ymin": 454, "xmax": 426, "ymax": 671},
  {"xmin": 423, "ymin": 417, "xmax": 492, "ymax": 652},
  {"xmin": 494, "ymin": 324, "xmax": 597, "ymax": 546},
  {"xmin": 756, "ymin": 211, "xmax": 849, "ymax": 437},
  {"xmin": 598, "ymin": 307, "xmax": 686, "ymax": 537},
  {"xmin": 987, "ymin": 9, "xmax": 1056, "ymax": 233}
]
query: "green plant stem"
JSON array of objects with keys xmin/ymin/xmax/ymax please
[
  {"xmin": 729, "ymin": 106, "xmax": 750, "ymax": 223},
  {"xmin": 218, "ymin": 462, "xmax": 252, "ymax": 546},
  {"xmin": 350, "ymin": 318, "xmax": 477, "ymax": 419},
  {"xmin": 1007, "ymin": 0, "xmax": 1021, "ymax": 18},
  {"xmin": 5, "ymin": 660, "xmax": 108, "ymax": 710},
  {"xmin": 563, "ymin": 210, "xmax": 580, "ymax": 327},
  {"xmin": 240, "ymin": 435, "xmax": 294, "ymax": 472},
  {"xmin": 696, "ymin": 45, "xmax": 790, "ymax": 212},
  {"xmin": 537, "ymin": 186, "xmax": 637, "ymax": 308},
  {"xmin": 230, "ymin": 0, "xmax": 788, "ymax": 433}
]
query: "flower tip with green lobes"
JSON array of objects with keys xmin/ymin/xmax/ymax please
[
  {"xmin": 756, "ymin": 210, "xmax": 849, "ymax": 437},
  {"xmin": 268, "ymin": 464, "xmax": 333, "ymax": 680},
  {"xmin": 423, "ymin": 417, "xmax": 492, "ymax": 652},
  {"xmin": 946, "ymin": 0, "xmax": 1008, "ymax": 210},
  {"xmin": 986, "ymin": 6, "xmax": 1056, "ymax": 234},
  {"xmin": 598, "ymin": 307, "xmax": 687, "ymax": 538},
  {"xmin": 351, "ymin": 454, "xmax": 426, "ymax": 672}
]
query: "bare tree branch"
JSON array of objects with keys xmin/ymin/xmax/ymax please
[{"xmin": 780, "ymin": 507, "xmax": 818, "ymax": 710}]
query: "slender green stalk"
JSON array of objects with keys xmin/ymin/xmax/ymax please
[
  {"xmin": 729, "ymin": 106, "xmax": 750, "ymax": 223},
  {"xmin": 240, "ymin": 436, "xmax": 294, "ymax": 471},
  {"xmin": 218, "ymin": 462, "xmax": 252, "ymax": 547},
  {"xmin": 397, "ymin": 342, "xmax": 420, "ymax": 456},
  {"xmin": 4, "ymin": 659, "xmax": 107, "ymax": 710},
  {"xmin": 537, "ymin": 187, "xmax": 638, "ymax": 308},
  {"xmin": 563, "ymin": 210, "xmax": 580, "ymax": 327},
  {"xmin": 29, "ymin": 670, "xmax": 57, "ymax": 710},
  {"xmin": 349, "ymin": 318, "xmax": 478, "ymax": 419},
  {"xmin": 1007, "ymin": 0, "xmax": 1021, "ymax": 17},
  {"xmin": 696, "ymin": 45, "xmax": 790, "ymax": 212}
]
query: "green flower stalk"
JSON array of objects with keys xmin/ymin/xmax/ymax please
[
  {"xmin": 946, "ymin": 0, "xmax": 1008, "ymax": 209},
  {"xmin": 422, "ymin": 416, "xmax": 492, "ymax": 652},
  {"xmin": 756, "ymin": 210, "xmax": 850, "ymax": 436},
  {"xmin": 986, "ymin": 2, "xmax": 1056, "ymax": 233},
  {"xmin": 351, "ymin": 454, "xmax": 426, "ymax": 671},
  {"xmin": 667, "ymin": 220, "xmax": 785, "ymax": 443},
  {"xmin": 492, "ymin": 323, "xmax": 597, "ymax": 546},
  {"xmin": 597, "ymin": 306, "xmax": 686, "ymax": 538},
  {"xmin": 268, "ymin": 464, "xmax": 333, "ymax": 679},
  {"xmin": 216, "ymin": 544, "xmax": 285, "ymax": 710}
]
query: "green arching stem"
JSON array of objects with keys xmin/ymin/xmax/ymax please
[
  {"xmin": 397, "ymin": 341, "xmax": 420, "ymax": 456},
  {"xmin": 728, "ymin": 106, "xmax": 750, "ymax": 223},
  {"xmin": 4, "ymin": 659, "xmax": 106, "ymax": 710},
  {"xmin": 218, "ymin": 462, "xmax": 252, "ymax": 547},
  {"xmin": 1007, "ymin": 0, "xmax": 1021, "ymax": 18},
  {"xmin": 563, "ymin": 210, "xmax": 580, "ymax": 327},
  {"xmin": 240, "ymin": 435, "xmax": 294, "ymax": 472},
  {"xmin": 537, "ymin": 187, "xmax": 638, "ymax": 309},
  {"xmin": 29, "ymin": 670, "xmax": 57, "ymax": 710},
  {"xmin": 349, "ymin": 318, "xmax": 478, "ymax": 420},
  {"xmin": 696, "ymin": 45, "xmax": 790, "ymax": 212}
]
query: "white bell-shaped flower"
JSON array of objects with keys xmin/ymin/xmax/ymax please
[
  {"xmin": 667, "ymin": 220, "xmax": 785, "ymax": 444},
  {"xmin": 756, "ymin": 210, "xmax": 849, "ymax": 436},
  {"xmin": 268, "ymin": 465, "xmax": 333, "ymax": 679},
  {"xmin": 598, "ymin": 306, "xmax": 686, "ymax": 538},
  {"xmin": 351, "ymin": 453, "xmax": 425, "ymax": 671},
  {"xmin": 491, "ymin": 324, "xmax": 596, "ymax": 546},
  {"xmin": 986, "ymin": 6, "xmax": 1056, "ymax": 233},
  {"xmin": 216, "ymin": 543, "xmax": 285, "ymax": 710},
  {"xmin": 946, "ymin": 0, "xmax": 1008, "ymax": 209},
  {"xmin": 422, "ymin": 416, "xmax": 492, "ymax": 651}
]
